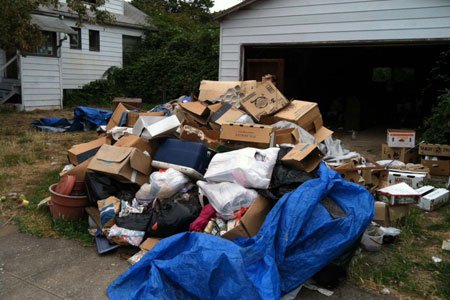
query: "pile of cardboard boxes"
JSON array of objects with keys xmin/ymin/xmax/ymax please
[{"xmin": 52, "ymin": 79, "xmax": 449, "ymax": 258}]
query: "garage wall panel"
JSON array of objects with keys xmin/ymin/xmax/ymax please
[{"xmin": 219, "ymin": 0, "xmax": 450, "ymax": 80}]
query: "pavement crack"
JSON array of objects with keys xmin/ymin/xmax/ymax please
[{"xmin": 5, "ymin": 271, "xmax": 65, "ymax": 299}]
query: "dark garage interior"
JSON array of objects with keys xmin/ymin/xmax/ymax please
[{"xmin": 244, "ymin": 44, "xmax": 449, "ymax": 130}]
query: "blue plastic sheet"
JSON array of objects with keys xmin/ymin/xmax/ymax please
[
  {"xmin": 108, "ymin": 163, "xmax": 374, "ymax": 299},
  {"xmin": 32, "ymin": 106, "xmax": 112, "ymax": 132}
]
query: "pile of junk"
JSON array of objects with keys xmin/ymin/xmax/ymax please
[{"xmin": 35, "ymin": 79, "xmax": 448, "ymax": 299}]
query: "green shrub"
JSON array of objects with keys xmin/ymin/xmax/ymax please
[{"xmin": 422, "ymin": 91, "xmax": 450, "ymax": 144}]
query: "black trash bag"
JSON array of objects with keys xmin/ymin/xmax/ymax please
[
  {"xmin": 258, "ymin": 147, "xmax": 317, "ymax": 201},
  {"xmin": 312, "ymin": 234, "xmax": 362, "ymax": 290},
  {"xmin": 147, "ymin": 199, "xmax": 200, "ymax": 238},
  {"xmin": 85, "ymin": 172, "xmax": 140, "ymax": 206},
  {"xmin": 116, "ymin": 213, "xmax": 153, "ymax": 232},
  {"xmin": 165, "ymin": 183, "xmax": 202, "ymax": 209}
]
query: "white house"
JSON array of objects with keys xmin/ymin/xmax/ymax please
[
  {"xmin": 0, "ymin": 0, "xmax": 153, "ymax": 111},
  {"xmin": 215, "ymin": 0, "xmax": 450, "ymax": 129}
]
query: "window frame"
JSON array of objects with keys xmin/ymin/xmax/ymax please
[
  {"xmin": 69, "ymin": 27, "xmax": 82, "ymax": 50},
  {"xmin": 89, "ymin": 30, "xmax": 100, "ymax": 52},
  {"xmin": 29, "ymin": 31, "xmax": 58, "ymax": 57}
]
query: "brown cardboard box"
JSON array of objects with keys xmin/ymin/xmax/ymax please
[
  {"xmin": 198, "ymin": 80, "xmax": 256, "ymax": 102},
  {"xmin": 107, "ymin": 103, "xmax": 139, "ymax": 130},
  {"xmin": 180, "ymin": 125, "xmax": 220, "ymax": 150},
  {"xmin": 240, "ymin": 81, "xmax": 290, "ymax": 121},
  {"xmin": 60, "ymin": 158, "xmax": 92, "ymax": 182},
  {"xmin": 334, "ymin": 161, "xmax": 365, "ymax": 185},
  {"xmin": 421, "ymin": 158, "xmax": 450, "ymax": 176},
  {"xmin": 281, "ymin": 143, "xmax": 324, "ymax": 173},
  {"xmin": 180, "ymin": 101, "xmax": 209, "ymax": 117},
  {"xmin": 374, "ymin": 201, "xmax": 410, "ymax": 226},
  {"xmin": 220, "ymin": 123, "xmax": 274, "ymax": 148},
  {"xmin": 140, "ymin": 238, "xmax": 161, "ymax": 253},
  {"xmin": 88, "ymin": 144, "xmax": 152, "ymax": 185},
  {"xmin": 67, "ymin": 137, "xmax": 108, "ymax": 166},
  {"xmin": 127, "ymin": 112, "xmax": 165, "ymax": 127},
  {"xmin": 274, "ymin": 128, "xmax": 300, "ymax": 145},
  {"xmin": 221, "ymin": 196, "xmax": 272, "ymax": 241},
  {"xmin": 210, "ymin": 103, "xmax": 245, "ymax": 129},
  {"xmin": 381, "ymin": 144, "xmax": 419, "ymax": 163},
  {"xmin": 112, "ymin": 97, "xmax": 142, "ymax": 109},
  {"xmin": 419, "ymin": 143, "xmax": 450, "ymax": 157},
  {"xmin": 114, "ymin": 135, "xmax": 152, "ymax": 154},
  {"xmin": 274, "ymin": 100, "xmax": 333, "ymax": 142}
]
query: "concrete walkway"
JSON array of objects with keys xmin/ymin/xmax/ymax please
[{"xmin": 0, "ymin": 224, "xmax": 392, "ymax": 300}]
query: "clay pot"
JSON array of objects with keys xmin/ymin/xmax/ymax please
[{"xmin": 49, "ymin": 183, "xmax": 89, "ymax": 220}]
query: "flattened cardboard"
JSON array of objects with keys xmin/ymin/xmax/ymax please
[
  {"xmin": 67, "ymin": 137, "xmax": 108, "ymax": 165},
  {"xmin": 114, "ymin": 135, "xmax": 152, "ymax": 155},
  {"xmin": 274, "ymin": 128, "xmax": 300, "ymax": 145},
  {"xmin": 381, "ymin": 144, "xmax": 419, "ymax": 163},
  {"xmin": 88, "ymin": 144, "xmax": 151, "ymax": 185},
  {"xmin": 281, "ymin": 143, "xmax": 324, "ymax": 173},
  {"xmin": 387, "ymin": 129, "xmax": 415, "ymax": 148},
  {"xmin": 240, "ymin": 81, "xmax": 290, "ymax": 121},
  {"xmin": 60, "ymin": 158, "xmax": 92, "ymax": 182},
  {"xmin": 220, "ymin": 123, "xmax": 274, "ymax": 145},
  {"xmin": 180, "ymin": 101, "xmax": 209, "ymax": 117},
  {"xmin": 198, "ymin": 80, "xmax": 257, "ymax": 102},
  {"xmin": 107, "ymin": 103, "xmax": 139, "ymax": 130},
  {"xmin": 140, "ymin": 238, "xmax": 161, "ymax": 252},
  {"xmin": 419, "ymin": 143, "xmax": 450, "ymax": 157},
  {"xmin": 127, "ymin": 112, "xmax": 165, "ymax": 127},
  {"xmin": 221, "ymin": 196, "xmax": 272, "ymax": 241},
  {"xmin": 421, "ymin": 158, "xmax": 450, "ymax": 176}
]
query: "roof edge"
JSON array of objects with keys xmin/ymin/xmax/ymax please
[{"xmin": 214, "ymin": 0, "xmax": 259, "ymax": 20}]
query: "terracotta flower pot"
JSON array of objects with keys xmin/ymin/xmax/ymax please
[{"xmin": 49, "ymin": 183, "xmax": 89, "ymax": 220}]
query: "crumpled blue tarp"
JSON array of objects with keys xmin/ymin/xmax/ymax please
[
  {"xmin": 32, "ymin": 106, "xmax": 112, "ymax": 132},
  {"xmin": 108, "ymin": 163, "xmax": 374, "ymax": 299}
]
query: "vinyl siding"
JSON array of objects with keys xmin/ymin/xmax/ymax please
[
  {"xmin": 20, "ymin": 55, "xmax": 62, "ymax": 110},
  {"xmin": 219, "ymin": 0, "xmax": 450, "ymax": 80},
  {"xmin": 61, "ymin": 19, "xmax": 142, "ymax": 89}
]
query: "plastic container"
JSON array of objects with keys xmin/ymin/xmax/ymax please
[
  {"xmin": 361, "ymin": 227, "xmax": 384, "ymax": 252},
  {"xmin": 49, "ymin": 183, "xmax": 89, "ymax": 220}
]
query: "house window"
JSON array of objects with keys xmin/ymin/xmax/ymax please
[
  {"xmin": 89, "ymin": 30, "xmax": 100, "ymax": 51},
  {"xmin": 122, "ymin": 35, "xmax": 141, "ymax": 66},
  {"xmin": 31, "ymin": 31, "xmax": 57, "ymax": 57},
  {"xmin": 69, "ymin": 27, "xmax": 82, "ymax": 49}
]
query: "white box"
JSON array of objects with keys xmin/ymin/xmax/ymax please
[
  {"xmin": 132, "ymin": 115, "xmax": 180, "ymax": 140},
  {"xmin": 388, "ymin": 170, "xmax": 428, "ymax": 189},
  {"xmin": 387, "ymin": 129, "xmax": 415, "ymax": 148},
  {"xmin": 418, "ymin": 188, "xmax": 449, "ymax": 211},
  {"xmin": 377, "ymin": 182, "xmax": 421, "ymax": 205}
]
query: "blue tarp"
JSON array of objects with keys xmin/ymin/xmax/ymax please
[
  {"xmin": 32, "ymin": 106, "xmax": 112, "ymax": 132},
  {"xmin": 108, "ymin": 163, "xmax": 374, "ymax": 300}
]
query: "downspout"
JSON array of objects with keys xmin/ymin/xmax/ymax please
[{"xmin": 57, "ymin": 32, "xmax": 67, "ymax": 110}]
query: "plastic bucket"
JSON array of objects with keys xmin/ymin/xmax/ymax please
[
  {"xmin": 361, "ymin": 227, "xmax": 384, "ymax": 252},
  {"xmin": 49, "ymin": 183, "xmax": 89, "ymax": 220}
]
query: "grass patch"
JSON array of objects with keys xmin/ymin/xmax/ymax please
[
  {"xmin": 350, "ymin": 208, "xmax": 450, "ymax": 299},
  {"xmin": 2, "ymin": 154, "xmax": 35, "ymax": 167}
]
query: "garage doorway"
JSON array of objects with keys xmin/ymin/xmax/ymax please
[{"xmin": 244, "ymin": 43, "xmax": 449, "ymax": 130}]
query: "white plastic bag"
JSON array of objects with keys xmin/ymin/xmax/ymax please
[
  {"xmin": 136, "ymin": 168, "xmax": 189, "ymax": 203},
  {"xmin": 197, "ymin": 181, "xmax": 258, "ymax": 220},
  {"xmin": 204, "ymin": 147, "xmax": 279, "ymax": 189}
]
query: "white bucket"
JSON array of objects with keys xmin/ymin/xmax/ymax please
[{"xmin": 361, "ymin": 227, "xmax": 384, "ymax": 252}]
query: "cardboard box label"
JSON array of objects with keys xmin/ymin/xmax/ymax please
[
  {"xmin": 388, "ymin": 170, "xmax": 428, "ymax": 189},
  {"xmin": 419, "ymin": 143, "xmax": 450, "ymax": 157},
  {"xmin": 220, "ymin": 123, "xmax": 273, "ymax": 145},
  {"xmin": 240, "ymin": 81, "xmax": 289, "ymax": 121},
  {"xmin": 387, "ymin": 129, "xmax": 415, "ymax": 148}
]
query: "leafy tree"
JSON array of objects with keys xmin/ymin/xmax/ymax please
[
  {"xmin": 66, "ymin": 0, "xmax": 219, "ymax": 105},
  {"xmin": 0, "ymin": 0, "xmax": 114, "ymax": 53}
]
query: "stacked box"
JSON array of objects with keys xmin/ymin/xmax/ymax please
[{"xmin": 419, "ymin": 143, "xmax": 450, "ymax": 176}]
